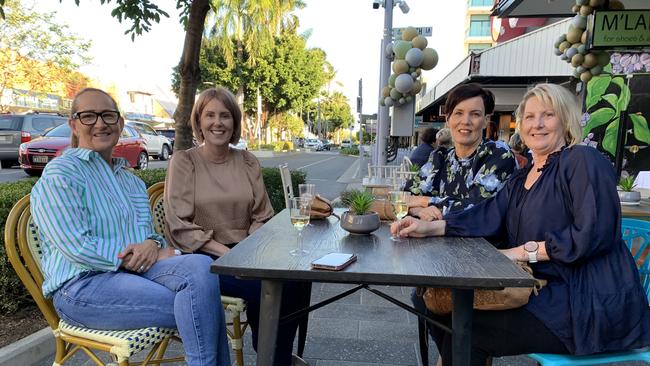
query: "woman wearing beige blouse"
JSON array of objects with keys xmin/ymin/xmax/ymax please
[{"xmin": 164, "ymin": 87, "xmax": 307, "ymax": 365}]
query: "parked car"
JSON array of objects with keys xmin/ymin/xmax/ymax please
[
  {"xmin": 320, "ymin": 139, "xmax": 332, "ymax": 150},
  {"xmin": 0, "ymin": 112, "xmax": 68, "ymax": 168},
  {"xmin": 127, "ymin": 121, "xmax": 172, "ymax": 160},
  {"xmin": 304, "ymin": 138, "xmax": 323, "ymax": 150},
  {"xmin": 340, "ymin": 139, "xmax": 353, "ymax": 148},
  {"xmin": 18, "ymin": 124, "xmax": 148, "ymax": 176},
  {"xmin": 156, "ymin": 129, "xmax": 176, "ymax": 148},
  {"xmin": 230, "ymin": 138, "xmax": 248, "ymax": 150}
]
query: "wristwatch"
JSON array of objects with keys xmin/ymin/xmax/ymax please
[
  {"xmin": 149, "ymin": 237, "xmax": 163, "ymax": 248},
  {"xmin": 523, "ymin": 241, "xmax": 539, "ymax": 263}
]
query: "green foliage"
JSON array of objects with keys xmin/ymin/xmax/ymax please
[
  {"xmin": 341, "ymin": 189, "xmax": 374, "ymax": 215},
  {"xmin": 409, "ymin": 164, "xmax": 420, "ymax": 173},
  {"xmin": 0, "ymin": 167, "xmax": 305, "ymax": 315},
  {"xmin": 619, "ymin": 175, "xmax": 637, "ymax": 192},
  {"xmin": 583, "ymin": 75, "xmax": 650, "ymax": 157},
  {"xmin": 340, "ymin": 147, "xmax": 359, "ymax": 155},
  {"xmin": 0, "ymin": 0, "xmax": 92, "ymax": 110},
  {"xmin": 320, "ymin": 91, "xmax": 354, "ymax": 130}
]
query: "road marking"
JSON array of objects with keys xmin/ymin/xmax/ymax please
[{"xmin": 297, "ymin": 156, "xmax": 338, "ymax": 170}]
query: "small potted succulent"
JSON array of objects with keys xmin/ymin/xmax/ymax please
[
  {"xmin": 340, "ymin": 189, "xmax": 380, "ymax": 235},
  {"xmin": 618, "ymin": 175, "xmax": 641, "ymax": 205}
]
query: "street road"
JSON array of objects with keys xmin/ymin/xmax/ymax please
[{"xmin": 0, "ymin": 150, "xmax": 358, "ymax": 200}]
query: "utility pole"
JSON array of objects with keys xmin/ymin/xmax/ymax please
[
  {"xmin": 358, "ymin": 78, "xmax": 364, "ymax": 177},
  {"xmin": 317, "ymin": 98, "xmax": 322, "ymax": 138},
  {"xmin": 375, "ymin": 0, "xmax": 393, "ymax": 165}
]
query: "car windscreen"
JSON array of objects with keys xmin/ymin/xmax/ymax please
[
  {"xmin": 44, "ymin": 123, "xmax": 71, "ymax": 137},
  {"xmin": 0, "ymin": 116, "xmax": 21, "ymax": 130},
  {"xmin": 158, "ymin": 130, "xmax": 175, "ymax": 138}
]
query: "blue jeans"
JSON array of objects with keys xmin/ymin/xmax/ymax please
[{"xmin": 53, "ymin": 254, "xmax": 230, "ymax": 366}]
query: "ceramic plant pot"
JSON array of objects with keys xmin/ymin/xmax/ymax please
[
  {"xmin": 340, "ymin": 211, "xmax": 380, "ymax": 235},
  {"xmin": 619, "ymin": 190, "xmax": 641, "ymax": 204}
]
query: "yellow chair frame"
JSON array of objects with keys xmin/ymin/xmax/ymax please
[
  {"xmin": 4, "ymin": 195, "xmax": 184, "ymax": 366},
  {"xmin": 147, "ymin": 182, "xmax": 249, "ymax": 366}
]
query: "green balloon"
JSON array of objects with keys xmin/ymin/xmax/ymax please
[
  {"xmin": 389, "ymin": 73, "xmax": 397, "ymax": 87},
  {"xmin": 393, "ymin": 41, "xmax": 412, "ymax": 60},
  {"xmin": 390, "ymin": 88, "xmax": 402, "ymax": 100}
]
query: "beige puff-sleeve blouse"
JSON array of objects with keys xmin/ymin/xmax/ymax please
[{"xmin": 163, "ymin": 147, "xmax": 274, "ymax": 252}]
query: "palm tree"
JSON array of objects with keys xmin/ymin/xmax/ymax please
[{"xmin": 207, "ymin": 0, "xmax": 304, "ymax": 137}]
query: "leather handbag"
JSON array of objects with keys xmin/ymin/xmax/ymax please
[
  {"xmin": 418, "ymin": 263, "xmax": 546, "ymax": 315},
  {"xmin": 309, "ymin": 195, "xmax": 339, "ymax": 219}
]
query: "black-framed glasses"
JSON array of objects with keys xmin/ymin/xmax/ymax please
[{"xmin": 72, "ymin": 110, "xmax": 121, "ymax": 126}]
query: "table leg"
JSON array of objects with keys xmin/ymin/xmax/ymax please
[
  {"xmin": 451, "ymin": 289, "xmax": 473, "ymax": 366},
  {"xmin": 257, "ymin": 280, "xmax": 283, "ymax": 366}
]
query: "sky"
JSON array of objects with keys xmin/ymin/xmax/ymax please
[{"xmin": 38, "ymin": 0, "xmax": 469, "ymax": 117}]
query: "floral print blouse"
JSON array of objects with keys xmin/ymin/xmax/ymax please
[{"xmin": 407, "ymin": 140, "xmax": 516, "ymax": 215}]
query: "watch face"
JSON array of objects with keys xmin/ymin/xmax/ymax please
[{"xmin": 524, "ymin": 241, "xmax": 539, "ymax": 252}]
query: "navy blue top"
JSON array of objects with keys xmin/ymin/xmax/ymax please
[
  {"xmin": 445, "ymin": 145, "xmax": 650, "ymax": 355},
  {"xmin": 410, "ymin": 143, "xmax": 435, "ymax": 168}
]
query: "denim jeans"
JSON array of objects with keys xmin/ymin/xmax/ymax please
[{"xmin": 53, "ymin": 254, "xmax": 230, "ymax": 366}]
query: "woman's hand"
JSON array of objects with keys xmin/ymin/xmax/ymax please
[
  {"xmin": 157, "ymin": 247, "xmax": 178, "ymax": 261},
  {"xmin": 201, "ymin": 240, "xmax": 231, "ymax": 257},
  {"xmin": 408, "ymin": 195, "xmax": 430, "ymax": 208},
  {"xmin": 410, "ymin": 205, "xmax": 442, "ymax": 221},
  {"xmin": 390, "ymin": 216, "xmax": 445, "ymax": 238},
  {"xmin": 118, "ymin": 240, "xmax": 159, "ymax": 273},
  {"xmin": 499, "ymin": 246, "xmax": 527, "ymax": 263}
]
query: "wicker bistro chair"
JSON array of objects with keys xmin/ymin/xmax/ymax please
[
  {"xmin": 278, "ymin": 163, "xmax": 294, "ymax": 209},
  {"xmin": 4, "ymin": 195, "xmax": 183, "ymax": 366},
  {"xmin": 147, "ymin": 182, "xmax": 249, "ymax": 366}
]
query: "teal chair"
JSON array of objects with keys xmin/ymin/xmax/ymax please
[{"xmin": 528, "ymin": 218, "xmax": 650, "ymax": 366}]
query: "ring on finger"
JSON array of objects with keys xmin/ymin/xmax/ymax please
[{"xmin": 138, "ymin": 265, "xmax": 146, "ymax": 272}]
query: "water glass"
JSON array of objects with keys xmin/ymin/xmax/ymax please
[
  {"xmin": 289, "ymin": 197, "xmax": 311, "ymax": 256},
  {"xmin": 298, "ymin": 183, "xmax": 316, "ymax": 200}
]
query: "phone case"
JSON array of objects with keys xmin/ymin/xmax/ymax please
[{"xmin": 311, "ymin": 253, "xmax": 357, "ymax": 271}]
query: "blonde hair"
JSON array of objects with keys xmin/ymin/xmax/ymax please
[
  {"xmin": 69, "ymin": 88, "xmax": 120, "ymax": 148},
  {"xmin": 515, "ymin": 83, "xmax": 582, "ymax": 147},
  {"xmin": 190, "ymin": 87, "xmax": 241, "ymax": 144}
]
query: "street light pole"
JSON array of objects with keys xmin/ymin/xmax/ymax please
[{"xmin": 375, "ymin": 0, "xmax": 393, "ymax": 165}]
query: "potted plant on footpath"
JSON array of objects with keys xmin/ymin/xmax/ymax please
[
  {"xmin": 619, "ymin": 175, "xmax": 641, "ymax": 205},
  {"xmin": 340, "ymin": 189, "xmax": 380, "ymax": 234}
]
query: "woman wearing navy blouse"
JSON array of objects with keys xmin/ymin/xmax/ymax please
[{"xmin": 393, "ymin": 83, "xmax": 650, "ymax": 365}]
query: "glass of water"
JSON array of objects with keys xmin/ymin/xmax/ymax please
[
  {"xmin": 298, "ymin": 183, "xmax": 316, "ymax": 200},
  {"xmin": 289, "ymin": 197, "xmax": 311, "ymax": 256}
]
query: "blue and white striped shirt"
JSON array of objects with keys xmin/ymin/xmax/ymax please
[{"xmin": 31, "ymin": 148, "xmax": 166, "ymax": 297}]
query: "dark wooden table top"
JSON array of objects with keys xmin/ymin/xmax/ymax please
[
  {"xmin": 211, "ymin": 209, "xmax": 535, "ymax": 289},
  {"xmin": 621, "ymin": 198, "xmax": 650, "ymax": 219}
]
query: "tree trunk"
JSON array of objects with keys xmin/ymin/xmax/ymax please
[{"xmin": 173, "ymin": 0, "xmax": 210, "ymax": 151}]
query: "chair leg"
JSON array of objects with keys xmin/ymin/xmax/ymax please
[
  {"xmin": 418, "ymin": 318, "xmax": 429, "ymax": 366},
  {"xmin": 54, "ymin": 337, "xmax": 67, "ymax": 365},
  {"xmin": 297, "ymin": 283, "xmax": 312, "ymax": 357},
  {"xmin": 231, "ymin": 313, "xmax": 245, "ymax": 366}
]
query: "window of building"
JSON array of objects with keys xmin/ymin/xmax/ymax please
[
  {"xmin": 468, "ymin": 15, "xmax": 491, "ymax": 37},
  {"xmin": 468, "ymin": 43, "xmax": 491, "ymax": 52},
  {"xmin": 469, "ymin": 0, "xmax": 493, "ymax": 7}
]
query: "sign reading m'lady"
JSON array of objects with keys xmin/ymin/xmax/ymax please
[{"xmin": 591, "ymin": 10, "xmax": 650, "ymax": 48}]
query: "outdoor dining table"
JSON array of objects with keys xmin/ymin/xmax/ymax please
[{"xmin": 211, "ymin": 209, "xmax": 535, "ymax": 366}]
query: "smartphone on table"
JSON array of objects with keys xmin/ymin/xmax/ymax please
[{"xmin": 311, "ymin": 253, "xmax": 357, "ymax": 271}]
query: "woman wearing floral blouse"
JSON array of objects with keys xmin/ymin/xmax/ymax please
[{"xmin": 407, "ymin": 83, "xmax": 516, "ymax": 221}]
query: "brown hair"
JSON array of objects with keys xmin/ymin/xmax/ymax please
[
  {"xmin": 444, "ymin": 83, "xmax": 495, "ymax": 117},
  {"xmin": 515, "ymin": 83, "xmax": 581, "ymax": 147},
  {"xmin": 69, "ymin": 88, "xmax": 120, "ymax": 148},
  {"xmin": 191, "ymin": 87, "xmax": 241, "ymax": 144}
]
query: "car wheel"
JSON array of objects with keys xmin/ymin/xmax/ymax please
[
  {"xmin": 1, "ymin": 160, "xmax": 15, "ymax": 169},
  {"xmin": 24, "ymin": 169, "xmax": 41, "ymax": 177},
  {"xmin": 136, "ymin": 152, "xmax": 148, "ymax": 170},
  {"xmin": 159, "ymin": 145, "xmax": 170, "ymax": 161}
]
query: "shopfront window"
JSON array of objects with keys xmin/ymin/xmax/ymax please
[
  {"xmin": 468, "ymin": 15, "xmax": 491, "ymax": 37},
  {"xmin": 468, "ymin": 43, "xmax": 491, "ymax": 52}
]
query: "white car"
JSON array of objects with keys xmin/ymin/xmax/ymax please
[
  {"xmin": 340, "ymin": 139, "xmax": 353, "ymax": 148},
  {"xmin": 304, "ymin": 139, "xmax": 323, "ymax": 150},
  {"xmin": 230, "ymin": 138, "xmax": 248, "ymax": 150},
  {"xmin": 127, "ymin": 121, "xmax": 173, "ymax": 160}
]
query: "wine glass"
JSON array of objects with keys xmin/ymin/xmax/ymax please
[
  {"xmin": 289, "ymin": 197, "xmax": 311, "ymax": 256},
  {"xmin": 298, "ymin": 183, "xmax": 316, "ymax": 200},
  {"xmin": 389, "ymin": 191, "xmax": 410, "ymax": 241}
]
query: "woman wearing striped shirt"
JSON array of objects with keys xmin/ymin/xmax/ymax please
[{"xmin": 30, "ymin": 88, "xmax": 230, "ymax": 366}]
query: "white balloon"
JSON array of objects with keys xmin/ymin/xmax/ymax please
[
  {"xmin": 384, "ymin": 96, "xmax": 394, "ymax": 107},
  {"xmin": 385, "ymin": 43, "xmax": 394, "ymax": 58},
  {"xmin": 405, "ymin": 48, "xmax": 424, "ymax": 67},
  {"xmin": 394, "ymin": 74, "xmax": 414, "ymax": 94}
]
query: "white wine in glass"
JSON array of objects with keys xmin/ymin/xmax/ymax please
[
  {"xmin": 290, "ymin": 197, "xmax": 311, "ymax": 256},
  {"xmin": 389, "ymin": 191, "xmax": 411, "ymax": 241}
]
